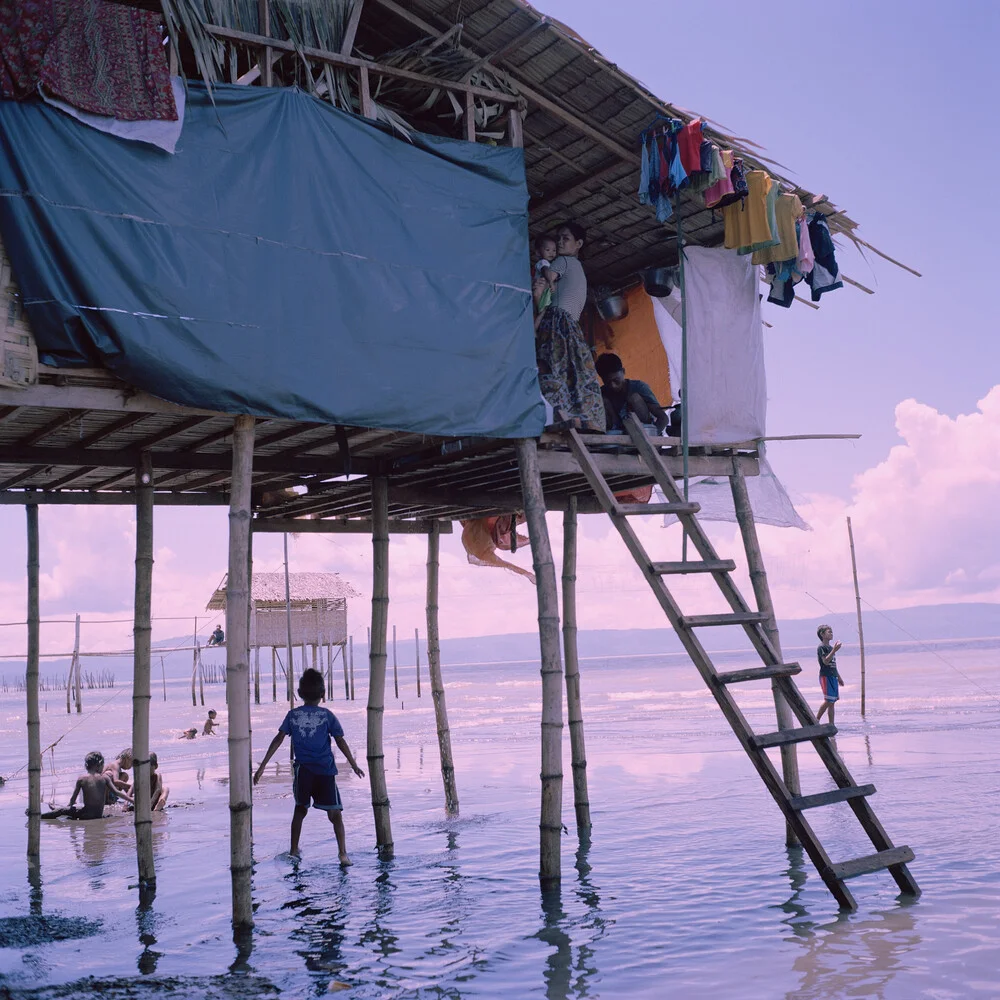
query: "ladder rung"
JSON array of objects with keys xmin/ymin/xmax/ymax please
[
  {"xmin": 613, "ymin": 502, "xmax": 699, "ymax": 516},
  {"xmin": 829, "ymin": 846, "xmax": 915, "ymax": 881},
  {"xmin": 679, "ymin": 612, "xmax": 768, "ymax": 628},
  {"xmin": 652, "ymin": 559, "xmax": 736, "ymax": 575},
  {"xmin": 716, "ymin": 663, "xmax": 801, "ymax": 685},
  {"xmin": 753, "ymin": 723, "xmax": 837, "ymax": 748},
  {"xmin": 790, "ymin": 784, "xmax": 876, "ymax": 811}
]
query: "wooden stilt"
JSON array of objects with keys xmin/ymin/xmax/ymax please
[
  {"xmin": 283, "ymin": 533, "xmax": 295, "ymax": 707},
  {"xmin": 562, "ymin": 497, "xmax": 591, "ymax": 831},
  {"xmin": 73, "ymin": 613, "xmax": 82, "ymax": 714},
  {"xmin": 132, "ymin": 453, "xmax": 156, "ymax": 890},
  {"xmin": 426, "ymin": 521, "xmax": 459, "ymax": 813},
  {"xmin": 516, "ymin": 438, "xmax": 564, "ymax": 883},
  {"xmin": 392, "ymin": 624, "xmax": 399, "ymax": 700},
  {"xmin": 271, "ymin": 646, "xmax": 277, "ymax": 702},
  {"xmin": 846, "ymin": 517, "xmax": 867, "ymax": 717},
  {"xmin": 198, "ymin": 637, "xmax": 205, "ymax": 707},
  {"xmin": 367, "ymin": 476, "xmax": 393, "ymax": 857},
  {"xmin": 415, "ymin": 627, "xmax": 421, "ymax": 697},
  {"xmin": 25, "ymin": 503, "xmax": 40, "ymax": 861},
  {"xmin": 730, "ymin": 463, "xmax": 801, "ymax": 846},
  {"xmin": 65, "ymin": 614, "xmax": 77, "ymax": 714},
  {"xmin": 326, "ymin": 638, "xmax": 333, "ymax": 699},
  {"xmin": 349, "ymin": 635, "xmax": 355, "ymax": 700},
  {"xmin": 226, "ymin": 414, "xmax": 255, "ymax": 929},
  {"xmin": 191, "ymin": 617, "xmax": 198, "ymax": 707}
]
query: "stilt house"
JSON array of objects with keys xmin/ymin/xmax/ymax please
[{"xmin": 3, "ymin": 0, "xmax": 919, "ymax": 922}]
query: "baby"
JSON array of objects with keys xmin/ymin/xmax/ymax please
[
  {"xmin": 43, "ymin": 751, "xmax": 133, "ymax": 820},
  {"xmin": 533, "ymin": 234, "xmax": 559, "ymax": 313}
]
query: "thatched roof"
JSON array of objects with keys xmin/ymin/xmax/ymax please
[{"xmin": 206, "ymin": 571, "xmax": 359, "ymax": 610}]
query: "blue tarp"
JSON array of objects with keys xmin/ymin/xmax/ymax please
[{"xmin": 0, "ymin": 84, "xmax": 544, "ymax": 438}]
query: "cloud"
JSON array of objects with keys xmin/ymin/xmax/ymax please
[{"xmin": 0, "ymin": 387, "xmax": 997, "ymax": 656}]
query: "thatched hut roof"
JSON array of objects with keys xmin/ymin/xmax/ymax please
[{"xmin": 206, "ymin": 571, "xmax": 360, "ymax": 610}]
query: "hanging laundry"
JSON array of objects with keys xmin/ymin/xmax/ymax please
[
  {"xmin": 677, "ymin": 118, "xmax": 704, "ymax": 174},
  {"xmin": 723, "ymin": 170, "xmax": 778, "ymax": 253},
  {"xmin": 765, "ymin": 262, "xmax": 796, "ymax": 308},
  {"xmin": 753, "ymin": 192, "xmax": 804, "ymax": 264},
  {"xmin": 704, "ymin": 148, "xmax": 735, "ymax": 208},
  {"xmin": 638, "ymin": 135, "xmax": 652, "ymax": 205},
  {"xmin": 796, "ymin": 214, "xmax": 815, "ymax": 275},
  {"xmin": 0, "ymin": 0, "xmax": 176, "ymax": 121},
  {"xmin": 805, "ymin": 214, "xmax": 843, "ymax": 301}
]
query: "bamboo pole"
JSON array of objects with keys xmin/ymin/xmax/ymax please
[
  {"xmin": 191, "ymin": 617, "xmax": 198, "ymax": 706},
  {"xmin": 73, "ymin": 613, "xmax": 82, "ymax": 713},
  {"xmin": 730, "ymin": 463, "xmax": 801, "ymax": 846},
  {"xmin": 132, "ymin": 453, "xmax": 155, "ymax": 889},
  {"xmin": 326, "ymin": 637, "xmax": 333, "ymax": 699},
  {"xmin": 561, "ymin": 497, "xmax": 591, "ymax": 831},
  {"xmin": 367, "ymin": 476, "xmax": 393, "ymax": 857},
  {"xmin": 415, "ymin": 627, "xmax": 421, "ymax": 698},
  {"xmin": 427, "ymin": 521, "xmax": 458, "ymax": 814},
  {"xmin": 65, "ymin": 643, "xmax": 73, "ymax": 714},
  {"xmin": 26, "ymin": 503, "xmax": 40, "ymax": 861},
  {"xmin": 516, "ymin": 438, "xmax": 564, "ymax": 883},
  {"xmin": 160, "ymin": 655, "xmax": 167, "ymax": 701},
  {"xmin": 392, "ymin": 624, "xmax": 399, "ymax": 700},
  {"xmin": 226, "ymin": 414, "xmax": 255, "ymax": 929},
  {"xmin": 341, "ymin": 641, "xmax": 350, "ymax": 699},
  {"xmin": 847, "ymin": 516, "xmax": 867, "ymax": 717},
  {"xmin": 283, "ymin": 533, "xmax": 295, "ymax": 707},
  {"xmin": 349, "ymin": 636, "xmax": 355, "ymax": 700},
  {"xmin": 271, "ymin": 646, "xmax": 277, "ymax": 702}
]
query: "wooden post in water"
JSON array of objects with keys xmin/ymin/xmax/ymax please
[
  {"xmin": 25, "ymin": 503, "xmax": 40, "ymax": 861},
  {"xmin": 392, "ymin": 625, "xmax": 399, "ymax": 700},
  {"xmin": 65, "ymin": 622, "xmax": 75, "ymax": 714},
  {"xmin": 226, "ymin": 414, "xmax": 255, "ymax": 929},
  {"xmin": 161, "ymin": 656, "xmax": 167, "ymax": 701},
  {"xmin": 561, "ymin": 497, "xmax": 591, "ymax": 831},
  {"xmin": 132, "ymin": 453, "xmax": 156, "ymax": 890},
  {"xmin": 271, "ymin": 647, "xmax": 277, "ymax": 702},
  {"xmin": 349, "ymin": 635, "xmax": 355, "ymax": 701},
  {"xmin": 367, "ymin": 477, "xmax": 393, "ymax": 857},
  {"xmin": 283, "ymin": 533, "xmax": 295, "ymax": 707},
  {"xmin": 73, "ymin": 613, "xmax": 82, "ymax": 713},
  {"xmin": 415, "ymin": 627, "xmax": 421, "ymax": 698},
  {"xmin": 516, "ymin": 438, "xmax": 564, "ymax": 883},
  {"xmin": 191, "ymin": 617, "xmax": 198, "ymax": 706},
  {"xmin": 251, "ymin": 604, "xmax": 260, "ymax": 705},
  {"xmin": 427, "ymin": 521, "xmax": 459, "ymax": 814},
  {"xmin": 846, "ymin": 516, "xmax": 867, "ymax": 717},
  {"xmin": 730, "ymin": 463, "xmax": 801, "ymax": 846}
]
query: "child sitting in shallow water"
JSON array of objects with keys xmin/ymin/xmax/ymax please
[
  {"xmin": 202, "ymin": 709, "xmax": 219, "ymax": 735},
  {"xmin": 43, "ymin": 751, "xmax": 132, "ymax": 820}
]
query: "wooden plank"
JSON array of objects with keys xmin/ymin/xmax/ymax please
[
  {"xmin": 829, "ymin": 846, "xmax": 915, "ymax": 881},
  {"xmin": 0, "ymin": 382, "xmax": 227, "ymax": 416},
  {"xmin": 252, "ymin": 517, "xmax": 452, "ymax": 534},
  {"xmin": 679, "ymin": 612, "xmax": 768, "ymax": 628},
  {"xmin": 339, "ymin": 0, "xmax": 364, "ymax": 55},
  {"xmin": 753, "ymin": 724, "xmax": 837, "ymax": 749},
  {"xmin": 791, "ymin": 785, "xmax": 876, "ymax": 812},
  {"xmin": 359, "ymin": 65, "xmax": 376, "ymax": 118},
  {"xmin": 0, "ymin": 491, "xmax": 229, "ymax": 505},
  {"xmin": 614, "ymin": 502, "xmax": 698, "ymax": 516},
  {"xmin": 536, "ymin": 449, "xmax": 759, "ymax": 479},
  {"xmin": 652, "ymin": 559, "xmax": 736, "ymax": 575},
  {"xmin": 464, "ymin": 89, "xmax": 476, "ymax": 142},
  {"xmin": 716, "ymin": 663, "xmax": 801, "ymax": 685}
]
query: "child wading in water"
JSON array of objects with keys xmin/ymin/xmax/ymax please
[
  {"xmin": 254, "ymin": 668, "xmax": 364, "ymax": 864},
  {"xmin": 815, "ymin": 624, "xmax": 845, "ymax": 724},
  {"xmin": 43, "ymin": 751, "xmax": 133, "ymax": 819}
]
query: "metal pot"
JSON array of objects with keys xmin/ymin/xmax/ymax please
[
  {"xmin": 643, "ymin": 266, "xmax": 676, "ymax": 298},
  {"xmin": 596, "ymin": 294, "xmax": 629, "ymax": 322}
]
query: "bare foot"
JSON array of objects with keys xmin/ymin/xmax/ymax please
[{"xmin": 339, "ymin": 852, "xmax": 352, "ymax": 867}]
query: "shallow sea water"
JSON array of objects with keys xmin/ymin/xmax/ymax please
[{"xmin": 0, "ymin": 641, "xmax": 997, "ymax": 998}]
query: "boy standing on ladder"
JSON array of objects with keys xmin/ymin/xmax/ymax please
[{"xmin": 815, "ymin": 624, "xmax": 845, "ymax": 724}]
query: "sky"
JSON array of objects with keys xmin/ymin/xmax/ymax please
[{"xmin": 1, "ymin": 0, "xmax": 999, "ymax": 659}]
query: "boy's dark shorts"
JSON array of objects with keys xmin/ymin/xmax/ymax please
[{"xmin": 293, "ymin": 764, "xmax": 343, "ymax": 812}]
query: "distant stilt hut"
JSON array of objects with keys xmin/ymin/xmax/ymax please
[{"xmin": 206, "ymin": 573, "xmax": 358, "ymax": 703}]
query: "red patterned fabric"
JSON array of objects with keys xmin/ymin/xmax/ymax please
[{"xmin": 0, "ymin": 0, "xmax": 176, "ymax": 121}]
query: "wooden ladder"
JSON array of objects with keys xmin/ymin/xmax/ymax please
[{"xmin": 563, "ymin": 415, "xmax": 920, "ymax": 910}]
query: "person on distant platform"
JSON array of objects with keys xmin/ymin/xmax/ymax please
[
  {"xmin": 815, "ymin": 624, "xmax": 845, "ymax": 724},
  {"xmin": 254, "ymin": 668, "xmax": 365, "ymax": 865},
  {"xmin": 203, "ymin": 709, "xmax": 219, "ymax": 735},
  {"xmin": 595, "ymin": 353, "xmax": 670, "ymax": 434},
  {"xmin": 43, "ymin": 751, "xmax": 132, "ymax": 820},
  {"xmin": 207, "ymin": 626, "xmax": 225, "ymax": 647}
]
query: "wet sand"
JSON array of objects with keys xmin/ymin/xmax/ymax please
[{"xmin": 0, "ymin": 642, "xmax": 998, "ymax": 998}]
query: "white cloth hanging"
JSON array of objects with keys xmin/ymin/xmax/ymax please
[{"xmin": 651, "ymin": 247, "xmax": 766, "ymax": 445}]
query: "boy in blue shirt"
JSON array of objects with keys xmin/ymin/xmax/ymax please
[
  {"xmin": 254, "ymin": 668, "xmax": 364, "ymax": 864},
  {"xmin": 815, "ymin": 624, "xmax": 845, "ymax": 725}
]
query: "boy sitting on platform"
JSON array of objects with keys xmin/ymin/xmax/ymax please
[
  {"xmin": 43, "ymin": 751, "xmax": 133, "ymax": 820},
  {"xmin": 595, "ymin": 353, "xmax": 670, "ymax": 434},
  {"xmin": 253, "ymin": 668, "xmax": 365, "ymax": 865}
]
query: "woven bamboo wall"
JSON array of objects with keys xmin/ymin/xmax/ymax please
[{"xmin": 252, "ymin": 599, "xmax": 348, "ymax": 648}]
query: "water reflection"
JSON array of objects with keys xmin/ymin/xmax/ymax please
[
  {"xmin": 284, "ymin": 861, "xmax": 352, "ymax": 982},
  {"xmin": 26, "ymin": 859, "xmax": 42, "ymax": 917},
  {"xmin": 779, "ymin": 845, "xmax": 921, "ymax": 999},
  {"xmin": 135, "ymin": 891, "xmax": 162, "ymax": 975}
]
